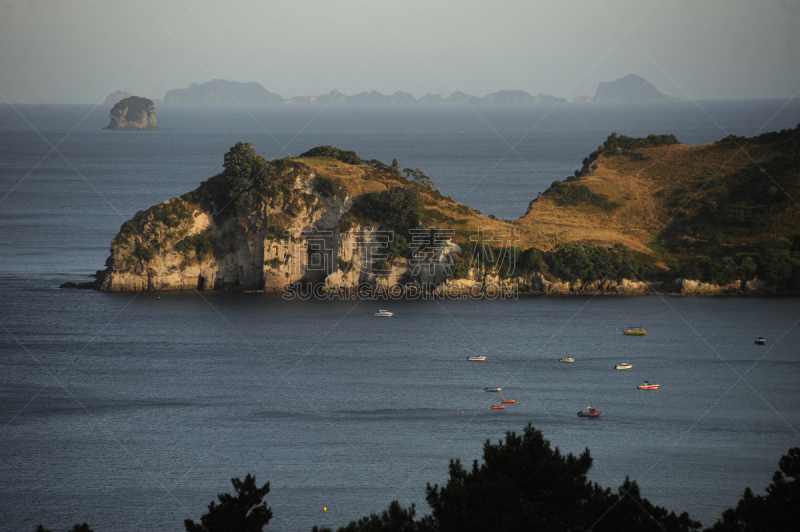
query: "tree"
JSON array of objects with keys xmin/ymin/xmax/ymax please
[
  {"xmin": 706, "ymin": 447, "xmax": 800, "ymax": 531},
  {"xmin": 219, "ymin": 142, "xmax": 267, "ymax": 200},
  {"xmin": 402, "ymin": 168, "xmax": 433, "ymax": 188},
  {"xmin": 36, "ymin": 524, "xmax": 93, "ymax": 532},
  {"xmin": 184, "ymin": 474, "xmax": 273, "ymax": 532},
  {"xmin": 354, "ymin": 187, "xmax": 423, "ymax": 238},
  {"xmin": 311, "ymin": 501, "xmax": 420, "ymax": 532}
]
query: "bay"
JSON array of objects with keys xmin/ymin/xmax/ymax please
[{"xmin": 1, "ymin": 101, "xmax": 799, "ymax": 531}]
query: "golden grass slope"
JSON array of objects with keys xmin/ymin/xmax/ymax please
[{"xmin": 299, "ymin": 132, "xmax": 800, "ymax": 262}]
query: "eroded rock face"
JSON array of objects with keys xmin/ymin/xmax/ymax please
[
  {"xmin": 99, "ymin": 169, "xmax": 458, "ymax": 293},
  {"xmin": 104, "ymin": 96, "xmax": 157, "ymax": 130}
]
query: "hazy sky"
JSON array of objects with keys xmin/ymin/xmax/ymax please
[{"xmin": 1, "ymin": 0, "xmax": 798, "ymax": 104}]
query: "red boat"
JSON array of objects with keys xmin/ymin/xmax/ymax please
[
  {"xmin": 638, "ymin": 381, "xmax": 660, "ymax": 390},
  {"xmin": 500, "ymin": 397, "xmax": 516, "ymax": 404},
  {"xmin": 577, "ymin": 406, "xmax": 602, "ymax": 418},
  {"xmin": 490, "ymin": 405, "xmax": 505, "ymax": 410}
]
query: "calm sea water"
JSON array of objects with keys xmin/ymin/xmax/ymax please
[{"xmin": 1, "ymin": 101, "xmax": 799, "ymax": 531}]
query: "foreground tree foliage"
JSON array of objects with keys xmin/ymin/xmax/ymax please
[
  {"xmin": 184, "ymin": 474, "xmax": 273, "ymax": 532},
  {"xmin": 314, "ymin": 424, "xmax": 700, "ymax": 532},
  {"xmin": 705, "ymin": 447, "xmax": 800, "ymax": 532},
  {"xmin": 36, "ymin": 524, "xmax": 93, "ymax": 532}
]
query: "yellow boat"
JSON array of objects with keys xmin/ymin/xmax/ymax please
[{"xmin": 623, "ymin": 327, "xmax": 647, "ymax": 336}]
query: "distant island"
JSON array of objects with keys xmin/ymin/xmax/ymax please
[
  {"xmin": 103, "ymin": 90, "xmax": 133, "ymax": 106},
  {"xmin": 72, "ymin": 125, "xmax": 800, "ymax": 296},
  {"xmin": 158, "ymin": 80, "xmax": 568, "ymax": 106},
  {"xmin": 103, "ymin": 96, "xmax": 157, "ymax": 130},
  {"xmin": 573, "ymin": 74, "xmax": 677, "ymax": 103},
  {"xmin": 116, "ymin": 74, "xmax": 676, "ymax": 108}
]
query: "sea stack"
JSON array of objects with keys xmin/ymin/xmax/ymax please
[{"xmin": 104, "ymin": 96, "xmax": 157, "ymax": 130}]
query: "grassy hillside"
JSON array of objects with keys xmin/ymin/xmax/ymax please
[
  {"xmin": 106, "ymin": 128, "xmax": 800, "ymax": 291},
  {"xmin": 516, "ymin": 127, "xmax": 800, "ymax": 287}
]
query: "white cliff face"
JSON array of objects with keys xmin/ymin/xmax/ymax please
[{"xmin": 100, "ymin": 169, "xmax": 461, "ymax": 293}]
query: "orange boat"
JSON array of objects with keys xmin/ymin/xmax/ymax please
[
  {"xmin": 500, "ymin": 397, "xmax": 516, "ymax": 404},
  {"xmin": 490, "ymin": 405, "xmax": 505, "ymax": 410}
]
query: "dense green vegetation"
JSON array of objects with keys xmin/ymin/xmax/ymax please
[
  {"xmin": 545, "ymin": 242, "xmax": 653, "ymax": 283},
  {"xmin": 655, "ymin": 126, "xmax": 800, "ymax": 287},
  {"xmin": 352, "ymin": 187, "xmax": 422, "ymax": 261},
  {"xmin": 663, "ymin": 125, "xmax": 800, "ymax": 243},
  {"xmin": 299, "ymin": 146, "xmax": 362, "ymax": 165},
  {"xmin": 453, "ymin": 241, "xmax": 649, "ymax": 283},
  {"xmin": 119, "ymin": 201, "xmax": 192, "ymax": 237},
  {"xmin": 403, "ymin": 167, "xmax": 433, "ymax": 188},
  {"xmin": 298, "ymin": 146, "xmax": 401, "ymax": 174},
  {"xmin": 312, "ymin": 175, "xmax": 338, "ymax": 198},
  {"xmin": 175, "ymin": 233, "xmax": 214, "ymax": 256},
  {"xmin": 352, "ymin": 187, "xmax": 423, "ymax": 235},
  {"xmin": 313, "ymin": 424, "xmax": 701, "ymax": 532},
  {"xmin": 182, "ymin": 142, "xmax": 298, "ymax": 213},
  {"xmin": 706, "ymin": 447, "xmax": 800, "ymax": 531},
  {"xmin": 33, "ymin": 426, "xmax": 800, "ymax": 532},
  {"xmin": 590, "ymin": 132, "xmax": 680, "ymax": 160},
  {"xmin": 545, "ymin": 180, "xmax": 621, "ymax": 211},
  {"xmin": 184, "ymin": 474, "xmax": 272, "ymax": 532},
  {"xmin": 669, "ymin": 237, "xmax": 800, "ymax": 288},
  {"xmin": 36, "ymin": 524, "xmax": 93, "ymax": 532},
  {"xmin": 133, "ymin": 241, "xmax": 155, "ymax": 261}
]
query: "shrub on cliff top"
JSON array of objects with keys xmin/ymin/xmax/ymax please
[
  {"xmin": 545, "ymin": 180, "xmax": 620, "ymax": 211},
  {"xmin": 299, "ymin": 146, "xmax": 362, "ymax": 165}
]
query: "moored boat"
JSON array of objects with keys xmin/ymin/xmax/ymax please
[
  {"xmin": 577, "ymin": 405, "xmax": 602, "ymax": 418},
  {"xmin": 467, "ymin": 356, "xmax": 487, "ymax": 361},
  {"xmin": 484, "ymin": 387, "xmax": 502, "ymax": 392},
  {"xmin": 624, "ymin": 327, "xmax": 647, "ymax": 335},
  {"xmin": 500, "ymin": 397, "xmax": 516, "ymax": 404},
  {"xmin": 638, "ymin": 380, "xmax": 660, "ymax": 390},
  {"xmin": 615, "ymin": 363, "xmax": 633, "ymax": 370},
  {"xmin": 374, "ymin": 309, "xmax": 394, "ymax": 317},
  {"xmin": 755, "ymin": 337, "xmax": 766, "ymax": 345},
  {"xmin": 490, "ymin": 405, "xmax": 505, "ymax": 410},
  {"xmin": 559, "ymin": 356, "xmax": 575, "ymax": 363}
]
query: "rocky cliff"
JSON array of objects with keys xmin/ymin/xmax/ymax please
[
  {"xmin": 87, "ymin": 127, "xmax": 800, "ymax": 295},
  {"xmin": 104, "ymin": 96, "xmax": 157, "ymax": 130},
  {"xmin": 99, "ymin": 146, "xmax": 465, "ymax": 292}
]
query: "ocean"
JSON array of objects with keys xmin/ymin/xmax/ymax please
[{"xmin": 1, "ymin": 100, "xmax": 799, "ymax": 531}]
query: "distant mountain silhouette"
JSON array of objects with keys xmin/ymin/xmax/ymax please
[
  {"xmin": 157, "ymin": 77, "xmax": 672, "ymax": 106},
  {"xmin": 159, "ymin": 81, "xmax": 568, "ymax": 106},
  {"xmin": 163, "ymin": 80, "xmax": 283, "ymax": 106},
  {"xmin": 593, "ymin": 74, "xmax": 674, "ymax": 102}
]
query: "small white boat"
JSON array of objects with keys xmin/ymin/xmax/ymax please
[
  {"xmin": 755, "ymin": 337, "xmax": 766, "ymax": 345},
  {"xmin": 484, "ymin": 387, "xmax": 502, "ymax": 392},
  {"xmin": 559, "ymin": 356, "xmax": 574, "ymax": 363},
  {"xmin": 467, "ymin": 356, "xmax": 487, "ymax": 361},
  {"xmin": 374, "ymin": 309, "xmax": 394, "ymax": 317},
  {"xmin": 615, "ymin": 363, "xmax": 633, "ymax": 370}
]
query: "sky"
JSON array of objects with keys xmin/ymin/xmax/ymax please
[{"xmin": 0, "ymin": 0, "xmax": 798, "ymax": 104}]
